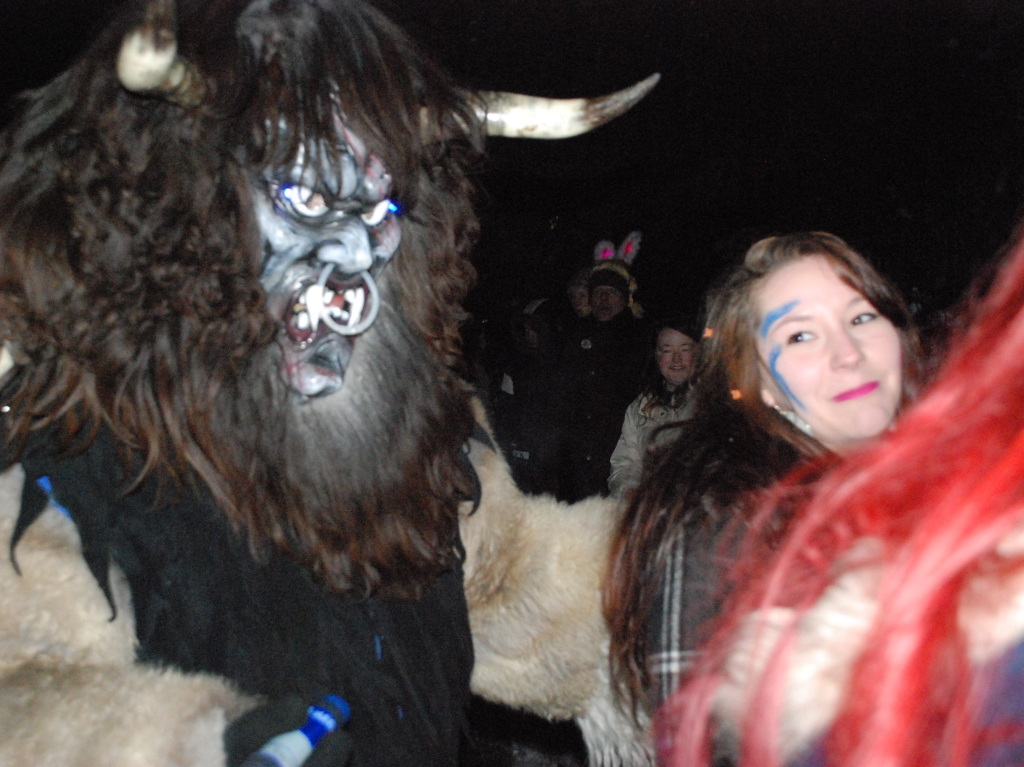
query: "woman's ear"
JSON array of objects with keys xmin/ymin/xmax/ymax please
[{"xmin": 758, "ymin": 360, "xmax": 782, "ymax": 409}]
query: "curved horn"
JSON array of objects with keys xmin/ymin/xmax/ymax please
[
  {"xmin": 116, "ymin": 0, "xmax": 206, "ymax": 108},
  {"xmin": 475, "ymin": 73, "xmax": 660, "ymax": 139}
]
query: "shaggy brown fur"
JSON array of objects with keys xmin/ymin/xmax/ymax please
[
  {"xmin": 0, "ymin": 0, "xmax": 482, "ymax": 598},
  {"xmin": 0, "ymin": 2, "xmax": 655, "ymax": 764}
]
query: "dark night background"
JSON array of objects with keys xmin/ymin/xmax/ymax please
[
  {"xmin": 6, "ymin": 0, "xmax": 1024, "ymax": 322},
  {"xmin": 2, "ymin": 4, "xmax": 1023, "ymax": 760}
]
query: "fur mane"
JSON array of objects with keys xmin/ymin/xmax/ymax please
[{"xmin": 0, "ymin": 0, "xmax": 483, "ymax": 598}]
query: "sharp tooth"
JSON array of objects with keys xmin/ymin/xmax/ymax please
[
  {"xmin": 344, "ymin": 287, "xmax": 365, "ymax": 327},
  {"xmin": 296, "ymin": 311, "xmax": 310, "ymax": 330},
  {"xmin": 304, "ymin": 283, "xmax": 325, "ymax": 329},
  {"xmin": 323, "ymin": 289, "xmax": 335, "ymax": 304}
]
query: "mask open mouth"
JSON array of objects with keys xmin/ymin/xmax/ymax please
[
  {"xmin": 274, "ymin": 264, "xmax": 381, "ymax": 397},
  {"xmin": 255, "ymin": 117, "xmax": 401, "ymax": 400}
]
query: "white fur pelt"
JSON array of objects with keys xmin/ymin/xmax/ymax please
[
  {"xmin": 0, "ymin": 402, "xmax": 655, "ymax": 766},
  {"xmin": 0, "ymin": 465, "xmax": 255, "ymax": 767},
  {"xmin": 461, "ymin": 403, "xmax": 654, "ymax": 767}
]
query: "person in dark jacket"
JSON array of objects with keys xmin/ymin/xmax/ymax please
[
  {"xmin": 556, "ymin": 261, "xmax": 649, "ymax": 502},
  {"xmin": 493, "ymin": 301, "xmax": 565, "ymax": 496}
]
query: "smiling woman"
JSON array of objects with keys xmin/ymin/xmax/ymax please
[
  {"xmin": 608, "ymin": 319, "xmax": 699, "ymax": 499},
  {"xmin": 755, "ymin": 254, "xmax": 904, "ymax": 453},
  {"xmin": 664, "ymin": 227, "xmax": 1024, "ymax": 767},
  {"xmin": 604, "ymin": 232, "xmax": 924, "ymax": 719},
  {"xmin": 715, "ymin": 233, "xmax": 923, "ymax": 458}
]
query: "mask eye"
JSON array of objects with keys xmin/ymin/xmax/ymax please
[{"xmin": 279, "ymin": 182, "xmax": 330, "ymax": 219}]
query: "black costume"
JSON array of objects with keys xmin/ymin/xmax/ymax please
[
  {"xmin": 492, "ymin": 306, "xmax": 565, "ymax": 496},
  {"xmin": 11, "ymin": 427, "xmax": 473, "ymax": 767},
  {"xmin": 556, "ymin": 311, "xmax": 648, "ymax": 502}
]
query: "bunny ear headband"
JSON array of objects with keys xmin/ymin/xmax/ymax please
[
  {"xmin": 589, "ymin": 231, "xmax": 643, "ymax": 317},
  {"xmin": 593, "ymin": 239, "xmax": 617, "ymax": 262},
  {"xmin": 592, "ymin": 230, "xmax": 642, "ymax": 265}
]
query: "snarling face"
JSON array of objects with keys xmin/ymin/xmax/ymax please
[
  {"xmin": 0, "ymin": 0, "xmax": 655, "ymax": 596},
  {"xmin": 255, "ymin": 116, "xmax": 402, "ymax": 398}
]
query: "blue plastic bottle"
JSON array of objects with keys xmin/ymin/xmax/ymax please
[{"xmin": 239, "ymin": 696, "xmax": 351, "ymax": 767}]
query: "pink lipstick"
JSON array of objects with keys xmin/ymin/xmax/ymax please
[{"xmin": 833, "ymin": 381, "xmax": 879, "ymax": 402}]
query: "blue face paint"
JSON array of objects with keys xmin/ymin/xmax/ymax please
[
  {"xmin": 768, "ymin": 344, "xmax": 804, "ymax": 410},
  {"xmin": 760, "ymin": 299, "xmax": 800, "ymax": 340}
]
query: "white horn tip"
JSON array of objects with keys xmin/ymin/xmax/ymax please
[
  {"xmin": 478, "ymin": 72, "xmax": 661, "ymax": 140},
  {"xmin": 592, "ymin": 72, "xmax": 661, "ymax": 123}
]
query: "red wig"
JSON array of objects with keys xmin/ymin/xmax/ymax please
[{"xmin": 666, "ymin": 227, "xmax": 1024, "ymax": 767}]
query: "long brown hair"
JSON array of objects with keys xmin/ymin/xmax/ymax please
[
  {"xmin": 668, "ymin": 228, "xmax": 1024, "ymax": 767},
  {"xmin": 604, "ymin": 232, "xmax": 923, "ymax": 709}
]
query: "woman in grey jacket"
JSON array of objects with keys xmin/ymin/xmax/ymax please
[{"xmin": 608, "ymin": 319, "xmax": 698, "ymax": 499}]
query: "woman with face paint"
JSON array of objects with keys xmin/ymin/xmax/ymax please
[
  {"xmin": 665, "ymin": 230, "xmax": 1024, "ymax": 767},
  {"xmin": 755, "ymin": 253, "xmax": 907, "ymax": 453},
  {"xmin": 604, "ymin": 232, "xmax": 923, "ymax": 719}
]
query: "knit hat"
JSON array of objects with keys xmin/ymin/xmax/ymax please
[
  {"xmin": 587, "ymin": 265, "xmax": 630, "ymax": 296},
  {"xmin": 588, "ymin": 230, "xmax": 643, "ymax": 317},
  {"xmin": 587, "ymin": 262, "xmax": 642, "ymax": 317}
]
